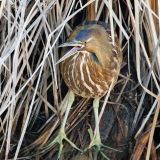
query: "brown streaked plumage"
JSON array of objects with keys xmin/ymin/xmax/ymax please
[{"xmin": 61, "ymin": 21, "xmax": 122, "ymax": 98}]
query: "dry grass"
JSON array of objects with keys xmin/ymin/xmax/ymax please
[{"xmin": 0, "ymin": 0, "xmax": 159, "ymax": 159}]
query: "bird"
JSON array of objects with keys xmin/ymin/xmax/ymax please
[{"xmin": 51, "ymin": 21, "xmax": 122, "ymax": 158}]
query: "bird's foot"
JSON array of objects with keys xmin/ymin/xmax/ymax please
[
  {"xmin": 87, "ymin": 128, "xmax": 120, "ymax": 160},
  {"xmin": 45, "ymin": 128, "xmax": 81, "ymax": 159},
  {"xmin": 88, "ymin": 128, "xmax": 102, "ymax": 151}
]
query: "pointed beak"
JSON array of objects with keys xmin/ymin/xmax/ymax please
[
  {"xmin": 56, "ymin": 40, "xmax": 84, "ymax": 65},
  {"xmin": 55, "ymin": 46, "xmax": 81, "ymax": 65},
  {"xmin": 58, "ymin": 40, "xmax": 84, "ymax": 48}
]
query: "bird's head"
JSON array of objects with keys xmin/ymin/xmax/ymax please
[
  {"xmin": 59, "ymin": 22, "xmax": 119, "ymax": 68},
  {"xmin": 59, "ymin": 24, "xmax": 110, "ymax": 54}
]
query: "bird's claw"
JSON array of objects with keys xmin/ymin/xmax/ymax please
[
  {"xmin": 87, "ymin": 128, "xmax": 121, "ymax": 160},
  {"xmin": 52, "ymin": 129, "xmax": 81, "ymax": 159},
  {"xmin": 87, "ymin": 128, "xmax": 102, "ymax": 151},
  {"xmin": 45, "ymin": 129, "xmax": 82, "ymax": 159}
]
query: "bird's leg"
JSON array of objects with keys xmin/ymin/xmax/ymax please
[
  {"xmin": 88, "ymin": 98, "xmax": 121, "ymax": 160},
  {"xmin": 88, "ymin": 98, "xmax": 101, "ymax": 150},
  {"xmin": 88, "ymin": 98, "xmax": 110, "ymax": 160},
  {"xmin": 45, "ymin": 91, "xmax": 81, "ymax": 159}
]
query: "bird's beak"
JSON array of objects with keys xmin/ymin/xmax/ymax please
[
  {"xmin": 58, "ymin": 40, "xmax": 84, "ymax": 48},
  {"xmin": 56, "ymin": 40, "xmax": 84, "ymax": 65}
]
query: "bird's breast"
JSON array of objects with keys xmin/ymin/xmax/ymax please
[{"xmin": 61, "ymin": 51, "xmax": 119, "ymax": 98}]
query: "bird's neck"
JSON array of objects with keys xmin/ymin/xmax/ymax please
[{"xmin": 94, "ymin": 43, "xmax": 113, "ymax": 68}]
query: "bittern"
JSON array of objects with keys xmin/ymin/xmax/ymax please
[{"xmin": 53, "ymin": 21, "xmax": 122, "ymax": 158}]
